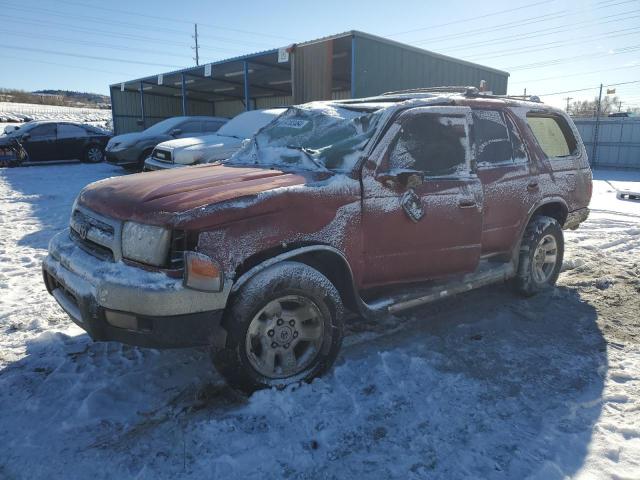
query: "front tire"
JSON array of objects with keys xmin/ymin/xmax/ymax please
[
  {"xmin": 83, "ymin": 144, "xmax": 104, "ymax": 163},
  {"xmin": 512, "ymin": 215, "xmax": 564, "ymax": 296},
  {"xmin": 212, "ymin": 261, "xmax": 344, "ymax": 393}
]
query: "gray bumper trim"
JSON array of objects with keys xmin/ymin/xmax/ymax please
[{"xmin": 45, "ymin": 230, "xmax": 231, "ymax": 317}]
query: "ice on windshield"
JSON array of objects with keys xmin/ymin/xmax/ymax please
[
  {"xmin": 217, "ymin": 109, "xmax": 284, "ymax": 139},
  {"xmin": 227, "ymin": 102, "xmax": 383, "ymax": 172}
]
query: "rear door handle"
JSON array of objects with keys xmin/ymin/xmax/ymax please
[
  {"xmin": 458, "ymin": 199, "xmax": 477, "ymax": 208},
  {"xmin": 527, "ymin": 181, "xmax": 539, "ymax": 191}
]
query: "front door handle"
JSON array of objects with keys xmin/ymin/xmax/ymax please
[
  {"xmin": 527, "ymin": 180, "xmax": 539, "ymax": 191},
  {"xmin": 458, "ymin": 199, "xmax": 477, "ymax": 208}
]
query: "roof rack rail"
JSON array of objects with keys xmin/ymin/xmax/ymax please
[
  {"xmin": 380, "ymin": 86, "xmax": 543, "ymax": 103},
  {"xmin": 381, "ymin": 86, "xmax": 479, "ymax": 96}
]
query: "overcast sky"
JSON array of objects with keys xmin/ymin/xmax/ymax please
[{"xmin": 0, "ymin": 0, "xmax": 638, "ymax": 110}]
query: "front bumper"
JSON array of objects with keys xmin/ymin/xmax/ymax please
[
  {"xmin": 564, "ymin": 207, "xmax": 590, "ymax": 230},
  {"xmin": 144, "ymin": 157, "xmax": 185, "ymax": 171},
  {"xmin": 43, "ymin": 230, "xmax": 232, "ymax": 349},
  {"xmin": 105, "ymin": 148, "xmax": 140, "ymax": 167}
]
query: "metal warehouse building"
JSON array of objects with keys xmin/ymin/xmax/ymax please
[{"xmin": 110, "ymin": 30, "xmax": 509, "ymax": 134}]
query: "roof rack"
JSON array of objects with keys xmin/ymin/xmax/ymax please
[
  {"xmin": 382, "ymin": 86, "xmax": 479, "ymax": 96},
  {"xmin": 381, "ymin": 86, "xmax": 543, "ymax": 103}
]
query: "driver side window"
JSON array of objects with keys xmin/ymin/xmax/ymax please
[
  {"xmin": 389, "ymin": 113, "xmax": 468, "ymax": 176},
  {"xmin": 29, "ymin": 124, "xmax": 57, "ymax": 140}
]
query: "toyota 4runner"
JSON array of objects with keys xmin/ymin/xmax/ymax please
[{"xmin": 43, "ymin": 87, "xmax": 592, "ymax": 392}]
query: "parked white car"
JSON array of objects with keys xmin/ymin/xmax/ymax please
[{"xmin": 144, "ymin": 108, "xmax": 285, "ymax": 171}]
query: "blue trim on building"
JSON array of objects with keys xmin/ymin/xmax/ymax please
[
  {"xmin": 181, "ymin": 73, "xmax": 187, "ymax": 115},
  {"xmin": 350, "ymin": 35, "xmax": 356, "ymax": 99},
  {"xmin": 139, "ymin": 81, "xmax": 146, "ymax": 129},
  {"xmin": 244, "ymin": 60, "xmax": 251, "ymax": 111}
]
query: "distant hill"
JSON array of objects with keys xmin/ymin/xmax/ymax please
[{"xmin": 0, "ymin": 88, "xmax": 110, "ymax": 109}]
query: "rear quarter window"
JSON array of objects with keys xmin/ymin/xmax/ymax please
[{"xmin": 526, "ymin": 114, "xmax": 578, "ymax": 158}]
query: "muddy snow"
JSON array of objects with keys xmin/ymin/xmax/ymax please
[{"xmin": 0, "ymin": 164, "xmax": 639, "ymax": 479}]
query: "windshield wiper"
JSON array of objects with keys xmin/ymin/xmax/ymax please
[{"xmin": 285, "ymin": 145, "xmax": 327, "ymax": 171}]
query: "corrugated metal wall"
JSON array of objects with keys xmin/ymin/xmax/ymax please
[
  {"xmin": 110, "ymin": 88, "xmax": 214, "ymax": 134},
  {"xmin": 293, "ymin": 41, "xmax": 334, "ymax": 104},
  {"xmin": 574, "ymin": 117, "xmax": 640, "ymax": 169},
  {"xmin": 352, "ymin": 35, "xmax": 508, "ymax": 98}
]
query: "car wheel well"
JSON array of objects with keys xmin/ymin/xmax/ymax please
[
  {"xmin": 234, "ymin": 244, "xmax": 360, "ymax": 314},
  {"xmin": 530, "ymin": 201, "xmax": 568, "ymax": 226}
]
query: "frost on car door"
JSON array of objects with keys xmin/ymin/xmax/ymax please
[
  {"xmin": 473, "ymin": 109, "xmax": 540, "ymax": 255},
  {"xmin": 361, "ymin": 106, "xmax": 483, "ymax": 287}
]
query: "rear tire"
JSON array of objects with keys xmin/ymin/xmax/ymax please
[
  {"xmin": 212, "ymin": 261, "xmax": 344, "ymax": 393},
  {"xmin": 136, "ymin": 148, "xmax": 153, "ymax": 171},
  {"xmin": 83, "ymin": 144, "xmax": 104, "ymax": 163},
  {"xmin": 512, "ymin": 215, "xmax": 564, "ymax": 297}
]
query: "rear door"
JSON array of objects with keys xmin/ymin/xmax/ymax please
[
  {"xmin": 361, "ymin": 106, "xmax": 483, "ymax": 287},
  {"xmin": 56, "ymin": 123, "xmax": 89, "ymax": 160},
  {"xmin": 473, "ymin": 109, "xmax": 541, "ymax": 255},
  {"xmin": 22, "ymin": 124, "xmax": 58, "ymax": 161}
]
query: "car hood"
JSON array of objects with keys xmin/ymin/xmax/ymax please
[
  {"xmin": 109, "ymin": 132, "xmax": 142, "ymax": 144},
  {"xmin": 78, "ymin": 164, "xmax": 326, "ymax": 226},
  {"xmin": 156, "ymin": 133, "xmax": 237, "ymax": 151}
]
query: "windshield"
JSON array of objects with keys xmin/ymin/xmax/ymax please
[
  {"xmin": 143, "ymin": 117, "xmax": 185, "ymax": 135},
  {"xmin": 217, "ymin": 109, "xmax": 283, "ymax": 139},
  {"xmin": 3, "ymin": 122, "xmax": 35, "ymax": 136},
  {"xmin": 225, "ymin": 103, "xmax": 383, "ymax": 172}
]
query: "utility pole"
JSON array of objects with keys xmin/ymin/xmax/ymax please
[
  {"xmin": 564, "ymin": 96, "xmax": 573, "ymax": 113},
  {"xmin": 618, "ymin": 100, "xmax": 623, "ymax": 112},
  {"xmin": 192, "ymin": 23, "xmax": 200, "ymax": 66},
  {"xmin": 523, "ymin": 87, "xmax": 527, "ymax": 99},
  {"xmin": 591, "ymin": 83, "xmax": 603, "ymax": 167}
]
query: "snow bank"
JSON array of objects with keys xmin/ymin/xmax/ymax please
[{"xmin": 0, "ymin": 164, "xmax": 639, "ymax": 479}]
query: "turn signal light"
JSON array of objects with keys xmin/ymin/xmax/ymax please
[{"xmin": 184, "ymin": 251, "xmax": 223, "ymax": 292}]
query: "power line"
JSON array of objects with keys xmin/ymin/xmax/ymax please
[
  {"xmin": 0, "ymin": 13, "xmax": 250, "ymax": 53},
  {"xmin": 537, "ymin": 80, "xmax": 640, "ymax": 97},
  {"xmin": 388, "ymin": 0, "xmax": 555, "ymax": 36},
  {"xmin": 506, "ymin": 44, "xmax": 640, "ymax": 71},
  {"xmin": 469, "ymin": 25, "xmax": 640, "ymax": 61},
  {"xmin": 401, "ymin": 0, "xmax": 636, "ymax": 47},
  {"xmin": 509, "ymin": 63, "xmax": 640, "ymax": 85},
  {"xmin": 53, "ymin": 0, "xmax": 295, "ymax": 41},
  {"xmin": 0, "ymin": 45, "xmax": 185, "ymax": 69},
  {"xmin": 435, "ymin": 8, "xmax": 640, "ymax": 53},
  {"xmin": 0, "ymin": 54, "xmax": 126, "ymax": 76},
  {"xmin": 1, "ymin": 29, "xmax": 194, "ymax": 59}
]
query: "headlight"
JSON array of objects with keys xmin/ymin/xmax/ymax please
[{"xmin": 122, "ymin": 222, "xmax": 171, "ymax": 266}]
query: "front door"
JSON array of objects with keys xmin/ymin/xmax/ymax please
[
  {"xmin": 361, "ymin": 106, "xmax": 483, "ymax": 287},
  {"xmin": 22, "ymin": 123, "xmax": 58, "ymax": 161}
]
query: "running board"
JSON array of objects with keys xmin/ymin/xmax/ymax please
[{"xmin": 363, "ymin": 262, "xmax": 516, "ymax": 315}]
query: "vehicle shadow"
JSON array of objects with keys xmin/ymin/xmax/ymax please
[
  {"xmin": 2, "ymin": 163, "xmax": 122, "ymax": 250},
  {"xmin": 0, "ymin": 282, "xmax": 606, "ymax": 479}
]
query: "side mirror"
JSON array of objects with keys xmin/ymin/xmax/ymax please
[
  {"xmin": 377, "ymin": 170, "xmax": 424, "ymax": 189},
  {"xmin": 170, "ymin": 128, "xmax": 182, "ymax": 137}
]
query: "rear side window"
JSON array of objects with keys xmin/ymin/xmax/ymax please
[
  {"xmin": 473, "ymin": 110, "xmax": 512, "ymax": 166},
  {"xmin": 203, "ymin": 121, "xmax": 224, "ymax": 132},
  {"xmin": 179, "ymin": 121, "xmax": 202, "ymax": 133},
  {"xmin": 526, "ymin": 114, "xmax": 577, "ymax": 158},
  {"xmin": 389, "ymin": 113, "xmax": 468, "ymax": 176},
  {"xmin": 58, "ymin": 124, "xmax": 87, "ymax": 138}
]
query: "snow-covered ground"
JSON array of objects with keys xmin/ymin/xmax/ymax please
[
  {"xmin": 0, "ymin": 165, "xmax": 639, "ymax": 479},
  {"xmin": 0, "ymin": 102, "xmax": 112, "ymax": 131}
]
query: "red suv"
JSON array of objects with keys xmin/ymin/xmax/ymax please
[{"xmin": 43, "ymin": 87, "xmax": 592, "ymax": 392}]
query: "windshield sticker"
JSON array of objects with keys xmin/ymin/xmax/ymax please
[{"xmin": 279, "ymin": 119, "xmax": 309, "ymax": 129}]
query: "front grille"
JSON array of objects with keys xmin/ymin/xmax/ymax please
[
  {"xmin": 70, "ymin": 228, "xmax": 114, "ymax": 261},
  {"xmin": 168, "ymin": 230, "xmax": 186, "ymax": 269},
  {"xmin": 153, "ymin": 148, "xmax": 172, "ymax": 163},
  {"xmin": 70, "ymin": 208, "xmax": 118, "ymax": 261}
]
